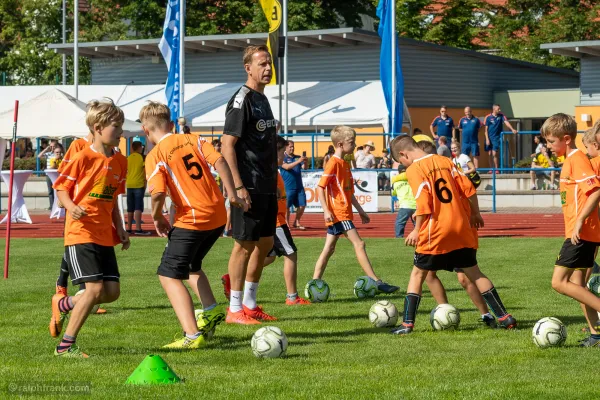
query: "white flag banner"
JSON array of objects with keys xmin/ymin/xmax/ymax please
[{"xmin": 301, "ymin": 170, "xmax": 379, "ymax": 213}]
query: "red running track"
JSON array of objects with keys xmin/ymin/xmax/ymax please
[{"xmin": 0, "ymin": 212, "xmax": 565, "ymax": 239}]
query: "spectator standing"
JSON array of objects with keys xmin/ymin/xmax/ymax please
[
  {"xmin": 49, "ymin": 144, "xmax": 64, "ymax": 169},
  {"xmin": 177, "ymin": 117, "xmax": 187, "ymax": 133},
  {"xmin": 484, "ymin": 104, "xmax": 518, "ymax": 171},
  {"xmin": 355, "ymin": 141, "xmax": 376, "ymax": 168},
  {"xmin": 377, "ymin": 148, "xmax": 392, "ymax": 191},
  {"xmin": 411, "ymin": 128, "xmax": 422, "ymax": 137},
  {"xmin": 323, "ymin": 145, "xmax": 335, "ymax": 168},
  {"xmin": 531, "ymin": 135, "xmax": 544, "ymax": 157},
  {"xmin": 430, "ymin": 106, "xmax": 455, "ymax": 142},
  {"xmin": 529, "ymin": 144, "xmax": 556, "ymax": 190},
  {"xmin": 436, "ymin": 136, "xmax": 452, "ymax": 158},
  {"xmin": 458, "ymin": 106, "xmax": 482, "ymax": 168},
  {"xmin": 126, "ymin": 141, "xmax": 150, "ymax": 235},
  {"xmin": 451, "ymin": 141, "xmax": 476, "ymax": 175},
  {"xmin": 391, "ymin": 164, "xmax": 416, "ymax": 238},
  {"xmin": 39, "ymin": 138, "xmax": 59, "ymax": 209},
  {"xmin": 281, "ymin": 140, "xmax": 308, "ymax": 230}
]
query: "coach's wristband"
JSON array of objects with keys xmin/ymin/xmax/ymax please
[{"xmin": 235, "ymin": 185, "xmax": 245, "ymax": 191}]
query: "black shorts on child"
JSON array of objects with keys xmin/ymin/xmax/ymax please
[
  {"xmin": 414, "ymin": 248, "xmax": 478, "ymax": 272},
  {"xmin": 65, "ymin": 244, "xmax": 120, "ymax": 285},
  {"xmin": 327, "ymin": 220, "xmax": 356, "ymax": 236},
  {"xmin": 268, "ymin": 225, "xmax": 297, "ymax": 257},
  {"xmin": 555, "ymin": 239, "xmax": 599, "ymax": 269}
]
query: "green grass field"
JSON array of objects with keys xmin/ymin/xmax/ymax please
[{"xmin": 0, "ymin": 237, "xmax": 597, "ymax": 399}]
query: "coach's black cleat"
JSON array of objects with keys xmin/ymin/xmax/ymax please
[
  {"xmin": 376, "ymin": 280, "xmax": 400, "ymax": 294},
  {"xmin": 480, "ymin": 313, "xmax": 497, "ymax": 328},
  {"xmin": 578, "ymin": 335, "xmax": 600, "ymax": 347},
  {"xmin": 498, "ymin": 314, "xmax": 517, "ymax": 329},
  {"xmin": 390, "ymin": 323, "xmax": 414, "ymax": 335}
]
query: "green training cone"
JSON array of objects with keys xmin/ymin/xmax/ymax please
[{"xmin": 126, "ymin": 354, "xmax": 181, "ymax": 385}]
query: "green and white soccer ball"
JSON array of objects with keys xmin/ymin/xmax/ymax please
[
  {"xmin": 353, "ymin": 276, "xmax": 378, "ymax": 299},
  {"xmin": 74, "ymin": 289, "xmax": 100, "ymax": 314},
  {"xmin": 251, "ymin": 326, "xmax": 288, "ymax": 358},
  {"xmin": 532, "ymin": 317, "xmax": 567, "ymax": 349},
  {"xmin": 430, "ymin": 304, "xmax": 460, "ymax": 331},
  {"xmin": 304, "ymin": 279, "xmax": 330, "ymax": 302},
  {"xmin": 587, "ymin": 275, "xmax": 600, "ymax": 296},
  {"xmin": 369, "ymin": 300, "xmax": 399, "ymax": 328}
]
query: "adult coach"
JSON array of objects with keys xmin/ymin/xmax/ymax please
[
  {"xmin": 430, "ymin": 106, "xmax": 455, "ymax": 142},
  {"xmin": 458, "ymin": 106, "xmax": 482, "ymax": 168},
  {"xmin": 484, "ymin": 104, "xmax": 517, "ymax": 171},
  {"xmin": 222, "ymin": 45, "xmax": 279, "ymax": 324},
  {"xmin": 281, "ymin": 140, "xmax": 308, "ymax": 230}
]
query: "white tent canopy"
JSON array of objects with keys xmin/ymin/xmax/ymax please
[
  {"xmin": 0, "ymin": 82, "xmax": 411, "ymax": 133},
  {"xmin": 0, "ymin": 88, "xmax": 142, "ymax": 139}
]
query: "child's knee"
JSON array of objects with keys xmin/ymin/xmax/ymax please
[
  {"xmin": 352, "ymin": 239, "xmax": 366, "ymax": 251},
  {"xmin": 551, "ymin": 276, "xmax": 565, "ymax": 294},
  {"xmin": 457, "ymin": 273, "xmax": 471, "ymax": 288},
  {"xmin": 425, "ymin": 271, "xmax": 438, "ymax": 283},
  {"xmin": 102, "ymin": 284, "xmax": 120, "ymax": 303}
]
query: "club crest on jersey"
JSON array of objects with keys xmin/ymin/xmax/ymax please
[{"xmin": 256, "ymin": 119, "xmax": 277, "ymax": 132}]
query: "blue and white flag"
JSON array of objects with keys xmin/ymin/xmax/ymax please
[
  {"xmin": 377, "ymin": 0, "xmax": 404, "ymax": 135},
  {"xmin": 159, "ymin": 0, "xmax": 181, "ymax": 123}
]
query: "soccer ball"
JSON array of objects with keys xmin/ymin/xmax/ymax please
[
  {"xmin": 251, "ymin": 326, "xmax": 288, "ymax": 358},
  {"xmin": 353, "ymin": 276, "xmax": 378, "ymax": 299},
  {"xmin": 369, "ymin": 300, "xmax": 399, "ymax": 328},
  {"xmin": 430, "ymin": 304, "xmax": 460, "ymax": 331},
  {"xmin": 587, "ymin": 275, "xmax": 600, "ymax": 296},
  {"xmin": 304, "ymin": 279, "xmax": 330, "ymax": 302},
  {"xmin": 532, "ymin": 317, "xmax": 567, "ymax": 349},
  {"xmin": 74, "ymin": 289, "xmax": 100, "ymax": 314}
]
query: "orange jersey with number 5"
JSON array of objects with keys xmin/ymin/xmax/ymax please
[
  {"xmin": 406, "ymin": 154, "xmax": 477, "ymax": 254},
  {"xmin": 145, "ymin": 133, "xmax": 226, "ymax": 231}
]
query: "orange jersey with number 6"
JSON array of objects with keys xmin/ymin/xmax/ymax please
[
  {"xmin": 406, "ymin": 154, "xmax": 477, "ymax": 254},
  {"xmin": 145, "ymin": 133, "xmax": 226, "ymax": 231}
]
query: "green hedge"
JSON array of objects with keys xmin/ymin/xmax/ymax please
[{"xmin": 2, "ymin": 157, "xmax": 39, "ymax": 171}]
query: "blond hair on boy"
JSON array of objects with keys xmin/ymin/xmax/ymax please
[
  {"xmin": 85, "ymin": 98, "xmax": 124, "ymax": 131},
  {"xmin": 139, "ymin": 101, "xmax": 172, "ymax": 131},
  {"xmin": 330, "ymin": 125, "xmax": 356, "ymax": 144},
  {"xmin": 540, "ymin": 113, "xmax": 577, "ymax": 140},
  {"xmin": 582, "ymin": 128, "xmax": 598, "ymax": 145}
]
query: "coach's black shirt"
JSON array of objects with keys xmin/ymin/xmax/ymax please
[{"xmin": 223, "ymin": 85, "xmax": 278, "ymax": 194}]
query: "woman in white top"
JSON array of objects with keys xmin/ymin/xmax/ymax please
[
  {"xmin": 355, "ymin": 141, "xmax": 376, "ymax": 169},
  {"xmin": 451, "ymin": 141, "xmax": 476, "ymax": 175}
]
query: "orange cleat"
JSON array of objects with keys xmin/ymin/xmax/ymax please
[
  {"xmin": 226, "ymin": 308, "xmax": 261, "ymax": 325},
  {"xmin": 221, "ymin": 274, "xmax": 231, "ymax": 300},
  {"xmin": 286, "ymin": 296, "xmax": 311, "ymax": 305},
  {"xmin": 49, "ymin": 293, "xmax": 66, "ymax": 338},
  {"xmin": 95, "ymin": 308, "xmax": 107, "ymax": 314},
  {"xmin": 243, "ymin": 305, "xmax": 277, "ymax": 321},
  {"xmin": 56, "ymin": 285, "xmax": 67, "ymax": 296}
]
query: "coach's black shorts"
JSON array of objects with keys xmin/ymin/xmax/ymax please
[
  {"xmin": 555, "ymin": 239, "xmax": 599, "ymax": 269},
  {"xmin": 231, "ymin": 193, "xmax": 277, "ymax": 241},
  {"xmin": 414, "ymin": 248, "xmax": 478, "ymax": 272},
  {"xmin": 65, "ymin": 244, "xmax": 120, "ymax": 285},
  {"xmin": 158, "ymin": 226, "xmax": 225, "ymax": 280},
  {"xmin": 268, "ymin": 224, "xmax": 297, "ymax": 257}
]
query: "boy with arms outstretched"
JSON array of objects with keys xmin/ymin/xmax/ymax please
[
  {"xmin": 312, "ymin": 126, "xmax": 399, "ymax": 294},
  {"xmin": 50, "ymin": 100, "xmax": 129, "ymax": 357},
  {"xmin": 389, "ymin": 135, "xmax": 516, "ymax": 334},
  {"xmin": 547, "ymin": 114, "xmax": 600, "ymax": 347},
  {"xmin": 142, "ymin": 102, "xmax": 245, "ymax": 349}
]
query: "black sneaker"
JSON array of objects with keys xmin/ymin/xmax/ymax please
[
  {"xmin": 376, "ymin": 280, "xmax": 400, "ymax": 294},
  {"xmin": 480, "ymin": 313, "xmax": 497, "ymax": 328},
  {"xmin": 135, "ymin": 230, "xmax": 152, "ymax": 236},
  {"xmin": 126, "ymin": 230, "xmax": 133, "ymax": 234},
  {"xmin": 578, "ymin": 336, "xmax": 600, "ymax": 347},
  {"xmin": 390, "ymin": 323, "xmax": 414, "ymax": 335},
  {"xmin": 498, "ymin": 314, "xmax": 517, "ymax": 329}
]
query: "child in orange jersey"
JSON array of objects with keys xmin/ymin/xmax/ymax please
[
  {"xmin": 550, "ymin": 115, "xmax": 600, "ymax": 347},
  {"xmin": 389, "ymin": 135, "xmax": 516, "ymax": 335},
  {"xmin": 141, "ymin": 102, "xmax": 245, "ymax": 349},
  {"xmin": 262, "ymin": 136, "xmax": 310, "ymax": 305},
  {"xmin": 312, "ymin": 125, "xmax": 399, "ymax": 294},
  {"xmin": 49, "ymin": 100, "xmax": 129, "ymax": 357}
]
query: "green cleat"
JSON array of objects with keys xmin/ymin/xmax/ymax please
[{"xmin": 54, "ymin": 345, "xmax": 89, "ymax": 358}]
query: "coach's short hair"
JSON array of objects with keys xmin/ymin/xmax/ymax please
[
  {"xmin": 540, "ymin": 113, "xmax": 577, "ymax": 140},
  {"xmin": 330, "ymin": 125, "xmax": 356, "ymax": 145},
  {"xmin": 85, "ymin": 98, "xmax": 124, "ymax": 132},
  {"xmin": 139, "ymin": 101, "xmax": 172, "ymax": 131},
  {"xmin": 243, "ymin": 45, "xmax": 270, "ymax": 65},
  {"xmin": 390, "ymin": 135, "xmax": 417, "ymax": 162}
]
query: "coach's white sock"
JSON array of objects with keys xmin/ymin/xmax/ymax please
[
  {"xmin": 230, "ymin": 290, "xmax": 243, "ymax": 313},
  {"xmin": 242, "ymin": 281, "xmax": 259, "ymax": 310}
]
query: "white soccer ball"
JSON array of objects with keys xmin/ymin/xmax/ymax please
[
  {"xmin": 532, "ymin": 317, "xmax": 567, "ymax": 349},
  {"xmin": 369, "ymin": 300, "xmax": 399, "ymax": 328},
  {"xmin": 587, "ymin": 275, "xmax": 600, "ymax": 296},
  {"xmin": 353, "ymin": 276, "xmax": 378, "ymax": 299},
  {"xmin": 304, "ymin": 279, "xmax": 330, "ymax": 302},
  {"xmin": 74, "ymin": 289, "xmax": 100, "ymax": 314},
  {"xmin": 251, "ymin": 326, "xmax": 288, "ymax": 358},
  {"xmin": 430, "ymin": 304, "xmax": 460, "ymax": 331}
]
